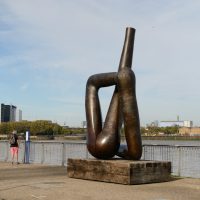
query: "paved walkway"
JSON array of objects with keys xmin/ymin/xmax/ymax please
[{"xmin": 0, "ymin": 162, "xmax": 200, "ymax": 200}]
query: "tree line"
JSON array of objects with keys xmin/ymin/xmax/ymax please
[
  {"xmin": 0, "ymin": 120, "xmax": 85, "ymax": 137},
  {"xmin": 0, "ymin": 120, "xmax": 179, "ymax": 138},
  {"xmin": 140, "ymin": 126, "xmax": 179, "ymax": 135}
]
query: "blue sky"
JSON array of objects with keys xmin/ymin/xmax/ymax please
[{"xmin": 1, "ymin": 0, "xmax": 200, "ymax": 127}]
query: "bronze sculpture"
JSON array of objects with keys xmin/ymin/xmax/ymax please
[{"xmin": 85, "ymin": 27, "xmax": 142, "ymax": 160}]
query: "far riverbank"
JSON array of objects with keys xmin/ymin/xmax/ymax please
[
  {"xmin": 142, "ymin": 135, "xmax": 200, "ymax": 141},
  {"xmin": 57, "ymin": 135, "xmax": 200, "ymax": 141},
  {"xmin": 1, "ymin": 134, "xmax": 200, "ymax": 142}
]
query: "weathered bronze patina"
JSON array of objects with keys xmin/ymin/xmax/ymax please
[{"xmin": 85, "ymin": 27, "xmax": 142, "ymax": 160}]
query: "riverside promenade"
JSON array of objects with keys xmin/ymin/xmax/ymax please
[{"xmin": 0, "ymin": 162, "xmax": 200, "ymax": 200}]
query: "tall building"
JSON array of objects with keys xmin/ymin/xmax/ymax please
[
  {"xmin": 81, "ymin": 121, "xmax": 87, "ymax": 128},
  {"xmin": 1, "ymin": 104, "xmax": 17, "ymax": 122},
  {"xmin": 16, "ymin": 109, "xmax": 22, "ymax": 122}
]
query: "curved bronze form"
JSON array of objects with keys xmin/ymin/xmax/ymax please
[{"xmin": 85, "ymin": 27, "xmax": 142, "ymax": 160}]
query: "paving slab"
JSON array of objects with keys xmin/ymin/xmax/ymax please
[{"xmin": 0, "ymin": 162, "xmax": 200, "ymax": 200}]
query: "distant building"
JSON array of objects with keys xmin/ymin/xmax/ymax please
[
  {"xmin": 81, "ymin": 121, "xmax": 106, "ymax": 128},
  {"xmin": 179, "ymin": 127, "xmax": 200, "ymax": 136},
  {"xmin": 0, "ymin": 103, "xmax": 22, "ymax": 123},
  {"xmin": 1, "ymin": 104, "xmax": 16, "ymax": 122},
  {"xmin": 183, "ymin": 120, "xmax": 193, "ymax": 128},
  {"xmin": 16, "ymin": 109, "xmax": 22, "ymax": 122},
  {"xmin": 159, "ymin": 121, "xmax": 184, "ymax": 127},
  {"xmin": 62, "ymin": 125, "xmax": 69, "ymax": 129},
  {"xmin": 82, "ymin": 121, "xmax": 87, "ymax": 128},
  {"xmin": 159, "ymin": 120, "xmax": 193, "ymax": 128},
  {"xmin": 149, "ymin": 120, "xmax": 159, "ymax": 127}
]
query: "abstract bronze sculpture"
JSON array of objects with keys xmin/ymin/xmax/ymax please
[{"xmin": 85, "ymin": 27, "xmax": 142, "ymax": 160}]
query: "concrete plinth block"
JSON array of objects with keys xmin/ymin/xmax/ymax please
[{"xmin": 67, "ymin": 158, "xmax": 171, "ymax": 185}]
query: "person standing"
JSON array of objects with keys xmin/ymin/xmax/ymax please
[{"xmin": 10, "ymin": 130, "xmax": 19, "ymax": 165}]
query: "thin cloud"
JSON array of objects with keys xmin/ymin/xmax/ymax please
[{"xmin": 19, "ymin": 83, "xmax": 29, "ymax": 91}]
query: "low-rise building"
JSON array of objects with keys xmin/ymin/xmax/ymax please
[
  {"xmin": 159, "ymin": 120, "xmax": 193, "ymax": 128},
  {"xmin": 179, "ymin": 127, "xmax": 200, "ymax": 136}
]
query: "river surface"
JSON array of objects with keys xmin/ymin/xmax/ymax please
[
  {"xmin": 142, "ymin": 139, "xmax": 200, "ymax": 146},
  {"xmin": 59, "ymin": 139, "xmax": 200, "ymax": 146}
]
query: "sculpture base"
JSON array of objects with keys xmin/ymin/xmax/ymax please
[{"xmin": 67, "ymin": 158, "xmax": 171, "ymax": 185}]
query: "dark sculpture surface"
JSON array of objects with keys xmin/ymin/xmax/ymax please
[{"xmin": 85, "ymin": 27, "xmax": 142, "ymax": 160}]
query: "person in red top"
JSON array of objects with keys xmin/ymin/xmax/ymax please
[{"xmin": 10, "ymin": 130, "xmax": 19, "ymax": 165}]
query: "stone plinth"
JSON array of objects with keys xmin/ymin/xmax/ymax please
[{"xmin": 67, "ymin": 158, "xmax": 171, "ymax": 185}]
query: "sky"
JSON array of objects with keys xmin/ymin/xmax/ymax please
[{"xmin": 1, "ymin": 0, "xmax": 200, "ymax": 127}]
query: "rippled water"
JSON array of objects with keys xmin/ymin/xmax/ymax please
[{"xmin": 142, "ymin": 139, "xmax": 200, "ymax": 146}]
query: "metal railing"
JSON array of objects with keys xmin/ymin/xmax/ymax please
[
  {"xmin": 0, "ymin": 141, "xmax": 89, "ymax": 165},
  {"xmin": 1, "ymin": 141, "xmax": 200, "ymax": 178},
  {"xmin": 142, "ymin": 144, "xmax": 200, "ymax": 178}
]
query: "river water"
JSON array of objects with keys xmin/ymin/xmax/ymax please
[{"xmin": 142, "ymin": 139, "xmax": 200, "ymax": 146}]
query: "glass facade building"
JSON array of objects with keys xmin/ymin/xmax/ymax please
[{"xmin": 1, "ymin": 104, "xmax": 17, "ymax": 122}]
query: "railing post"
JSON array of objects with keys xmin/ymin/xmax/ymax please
[
  {"xmin": 178, "ymin": 146, "xmax": 181, "ymax": 177},
  {"xmin": 152, "ymin": 145, "xmax": 154, "ymax": 160},
  {"xmin": 23, "ymin": 141, "xmax": 26, "ymax": 163},
  {"xmin": 62, "ymin": 143, "xmax": 66, "ymax": 166},
  {"xmin": 86, "ymin": 145, "xmax": 89, "ymax": 159},
  {"xmin": 41, "ymin": 143, "xmax": 45, "ymax": 164},
  {"xmin": 143, "ymin": 145, "xmax": 146, "ymax": 160},
  {"xmin": 24, "ymin": 131, "xmax": 31, "ymax": 164},
  {"xmin": 24, "ymin": 141, "xmax": 31, "ymax": 164},
  {"xmin": 6, "ymin": 141, "xmax": 9, "ymax": 161}
]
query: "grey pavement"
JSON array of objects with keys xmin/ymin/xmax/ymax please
[{"xmin": 0, "ymin": 162, "xmax": 200, "ymax": 200}]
